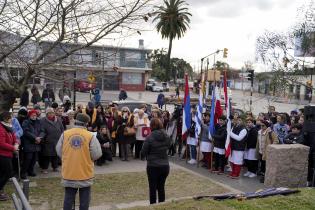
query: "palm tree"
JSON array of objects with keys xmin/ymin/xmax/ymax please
[{"xmin": 153, "ymin": 0, "xmax": 191, "ymax": 82}]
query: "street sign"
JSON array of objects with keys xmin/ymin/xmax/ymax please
[{"xmin": 88, "ymin": 74, "xmax": 95, "ymax": 82}]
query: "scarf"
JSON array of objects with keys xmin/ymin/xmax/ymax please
[{"xmin": 1, "ymin": 121, "xmax": 13, "ymax": 132}]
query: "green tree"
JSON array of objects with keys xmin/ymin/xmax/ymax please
[{"xmin": 153, "ymin": 0, "xmax": 191, "ymax": 82}]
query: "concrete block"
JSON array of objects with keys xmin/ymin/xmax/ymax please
[{"xmin": 264, "ymin": 144, "xmax": 309, "ymax": 188}]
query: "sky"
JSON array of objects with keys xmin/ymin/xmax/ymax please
[{"xmin": 123, "ymin": 0, "xmax": 308, "ymax": 72}]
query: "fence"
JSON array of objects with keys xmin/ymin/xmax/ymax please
[{"xmin": 11, "ymin": 177, "xmax": 32, "ymax": 210}]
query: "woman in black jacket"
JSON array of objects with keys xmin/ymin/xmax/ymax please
[
  {"xmin": 141, "ymin": 118, "xmax": 171, "ymax": 204},
  {"xmin": 96, "ymin": 126, "xmax": 113, "ymax": 166},
  {"xmin": 93, "ymin": 104, "xmax": 107, "ymax": 131},
  {"xmin": 21, "ymin": 110, "xmax": 42, "ymax": 179}
]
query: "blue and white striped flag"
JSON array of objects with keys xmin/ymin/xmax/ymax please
[{"xmin": 195, "ymin": 73, "xmax": 204, "ymax": 138}]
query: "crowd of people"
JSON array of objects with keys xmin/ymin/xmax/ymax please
[{"xmin": 1, "ymin": 85, "xmax": 314, "ymax": 205}]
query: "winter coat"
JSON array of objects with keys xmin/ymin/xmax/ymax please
[
  {"xmin": 31, "ymin": 88, "xmax": 41, "ymax": 104},
  {"xmin": 256, "ymin": 128, "xmax": 279, "ymax": 160},
  {"xmin": 212, "ymin": 124, "xmax": 227, "ymax": 149},
  {"xmin": 0, "ymin": 123, "xmax": 18, "ymax": 158},
  {"xmin": 12, "ymin": 117, "xmax": 23, "ymax": 140},
  {"xmin": 284, "ymin": 133, "xmax": 305, "ymax": 145},
  {"xmin": 20, "ymin": 90, "xmax": 29, "ymax": 107},
  {"xmin": 116, "ymin": 124, "xmax": 135, "ymax": 144},
  {"xmin": 118, "ymin": 90, "xmax": 127, "ymax": 100},
  {"xmin": 42, "ymin": 88, "xmax": 55, "ymax": 102},
  {"xmin": 21, "ymin": 119, "xmax": 41, "ymax": 153},
  {"xmin": 39, "ymin": 117, "xmax": 64, "ymax": 156},
  {"xmin": 157, "ymin": 93, "xmax": 165, "ymax": 106},
  {"xmin": 92, "ymin": 112, "xmax": 107, "ymax": 131},
  {"xmin": 141, "ymin": 129, "xmax": 171, "ymax": 167},
  {"xmin": 246, "ymin": 126, "xmax": 258, "ymax": 149}
]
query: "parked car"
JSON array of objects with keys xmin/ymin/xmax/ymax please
[
  {"xmin": 110, "ymin": 100, "xmax": 152, "ymax": 113},
  {"xmin": 75, "ymin": 80, "xmax": 96, "ymax": 92},
  {"xmin": 146, "ymin": 79, "xmax": 155, "ymax": 91},
  {"xmin": 161, "ymin": 82, "xmax": 169, "ymax": 92},
  {"xmin": 152, "ymin": 82, "xmax": 164, "ymax": 92}
]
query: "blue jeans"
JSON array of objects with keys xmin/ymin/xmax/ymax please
[
  {"xmin": 63, "ymin": 187, "xmax": 91, "ymax": 210},
  {"xmin": 190, "ymin": 145, "xmax": 197, "ymax": 160}
]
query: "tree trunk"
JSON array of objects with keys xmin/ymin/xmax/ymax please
[
  {"xmin": 0, "ymin": 90, "xmax": 19, "ymax": 113},
  {"xmin": 167, "ymin": 37, "xmax": 173, "ymax": 83}
]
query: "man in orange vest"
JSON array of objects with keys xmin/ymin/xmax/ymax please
[{"xmin": 56, "ymin": 113, "xmax": 102, "ymax": 210}]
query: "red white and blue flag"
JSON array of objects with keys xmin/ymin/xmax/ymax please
[
  {"xmin": 224, "ymin": 71, "xmax": 232, "ymax": 157},
  {"xmin": 208, "ymin": 85, "xmax": 223, "ymax": 138},
  {"xmin": 182, "ymin": 74, "xmax": 191, "ymax": 139}
]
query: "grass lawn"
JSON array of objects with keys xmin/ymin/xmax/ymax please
[
  {"xmin": 0, "ymin": 169, "xmax": 230, "ymax": 210},
  {"xmin": 127, "ymin": 188, "xmax": 315, "ymax": 210}
]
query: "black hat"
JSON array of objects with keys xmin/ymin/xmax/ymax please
[
  {"xmin": 18, "ymin": 108, "xmax": 28, "ymax": 117},
  {"xmin": 76, "ymin": 113, "xmax": 90, "ymax": 124},
  {"xmin": 51, "ymin": 102, "xmax": 59, "ymax": 109}
]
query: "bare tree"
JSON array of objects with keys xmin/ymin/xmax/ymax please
[
  {"xmin": 0, "ymin": 0, "xmax": 153, "ymax": 112},
  {"xmin": 255, "ymin": 0, "xmax": 315, "ymax": 96}
]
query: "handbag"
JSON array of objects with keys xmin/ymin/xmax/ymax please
[
  {"xmin": 142, "ymin": 127, "xmax": 151, "ymax": 138},
  {"xmin": 124, "ymin": 127, "xmax": 136, "ymax": 136}
]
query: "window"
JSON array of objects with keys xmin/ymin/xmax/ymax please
[
  {"xmin": 92, "ymin": 50, "xmax": 102, "ymax": 65},
  {"xmin": 122, "ymin": 72, "xmax": 142, "ymax": 85}
]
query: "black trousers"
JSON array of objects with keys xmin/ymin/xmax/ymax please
[
  {"xmin": 168, "ymin": 143, "xmax": 176, "ymax": 156},
  {"xmin": 214, "ymin": 153, "xmax": 225, "ymax": 171},
  {"xmin": 96, "ymin": 149, "xmax": 113, "ymax": 166},
  {"xmin": 135, "ymin": 141, "xmax": 144, "ymax": 159},
  {"xmin": 246, "ymin": 159, "xmax": 258, "ymax": 174},
  {"xmin": 41, "ymin": 156, "xmax": 58, "ymax": 170},
  {"xmin": 259, "ymin": 154, "xmax": 266, "ymax": 174},
  {"xmin": 63, "ymin": 187, "xmax": 91, "ymax": 210},
  {"xmin": 147, "ymin": 165, "xmax": 170, "ymax": 204},
  {"xmin": 0, "ymin": 156, "xmax": 13, "ymax": 191},
  {"xmin": 21, "ymin": 152, "xmax": 37, "ymax": 175}
]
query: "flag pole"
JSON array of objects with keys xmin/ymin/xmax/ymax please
[{"xmin": 196, "ymin": 71, "xmax": 204, "ymax": 168}]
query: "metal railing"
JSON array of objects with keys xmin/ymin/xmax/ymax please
[{"xmin": 11, "ymin": 177, "xmax": 32, "ymax": 210}]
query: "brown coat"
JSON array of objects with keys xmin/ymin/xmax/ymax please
[{"xmin": 256, "ymin": 128, "xmax": 279, "ymax": 160}]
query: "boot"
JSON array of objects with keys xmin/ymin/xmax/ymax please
[
  {"xmin": 0, "ymin": 191, "xmax": 9, "ymax": 201},
  {"xmin": 228, "ymin": 163, "xmax": 235, "ymax": 177}
]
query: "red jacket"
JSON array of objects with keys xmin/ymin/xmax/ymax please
[{"xmin": 0, "ymin": 123, "xmax": 17, "ymax": 158}]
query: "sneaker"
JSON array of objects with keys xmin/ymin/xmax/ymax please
[
  {"xmin": 243, "ymin": 171, "xmax": 250, "ymax": 177},
  {"xmin": 226, "ymin": 166, "xmax": 232, "ymax": 172},
  {"xmin": 248, "ymin": 173, "xmax": 257, "ymax": 178},
  {"xmin": 217, "ymin": 170, "xmax": 224, "ymax": 175},
  {"xmin": 188, "ymin": 159, "xmax": 197, "ymax": 164},
  {"xmin": 0, "ymin": 192, "xmax": 9, "ymax": 201},
  {"xmin": 210, "ymin": 169, "xmax": 220, "ymax": 173},
  {"xmin": 41, "ymin": 170, "xmax": 48, "ymax": 174}
]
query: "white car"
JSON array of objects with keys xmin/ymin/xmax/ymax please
[{"xmin": 152, "ymin": 83, "xmax": 164, "ymax": 92}]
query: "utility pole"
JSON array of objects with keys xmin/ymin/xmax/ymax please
[
  {"xmin": 72, "ymin": 33, "xmax": 78, "ymax": 110},
  {"xmin": 247, "ymin": 69, "xmax": 254, "ymax": 111}
]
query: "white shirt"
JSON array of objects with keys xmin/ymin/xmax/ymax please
[{"xmin": 135, "ymin": 117, "xmax": 150, "ymax": 141}]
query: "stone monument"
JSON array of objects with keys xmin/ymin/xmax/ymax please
[{"xmin": 264, "ymin": 144, "xmax": 309, "ymax": 188}]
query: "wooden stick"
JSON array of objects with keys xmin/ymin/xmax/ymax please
[
  {"xmin": 185, "ymin": 142, "xmax": 188, "ymax": 163},
  {"xmin": 197, "ymin": 138, "xmax": 201, "ymax": 168}
]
